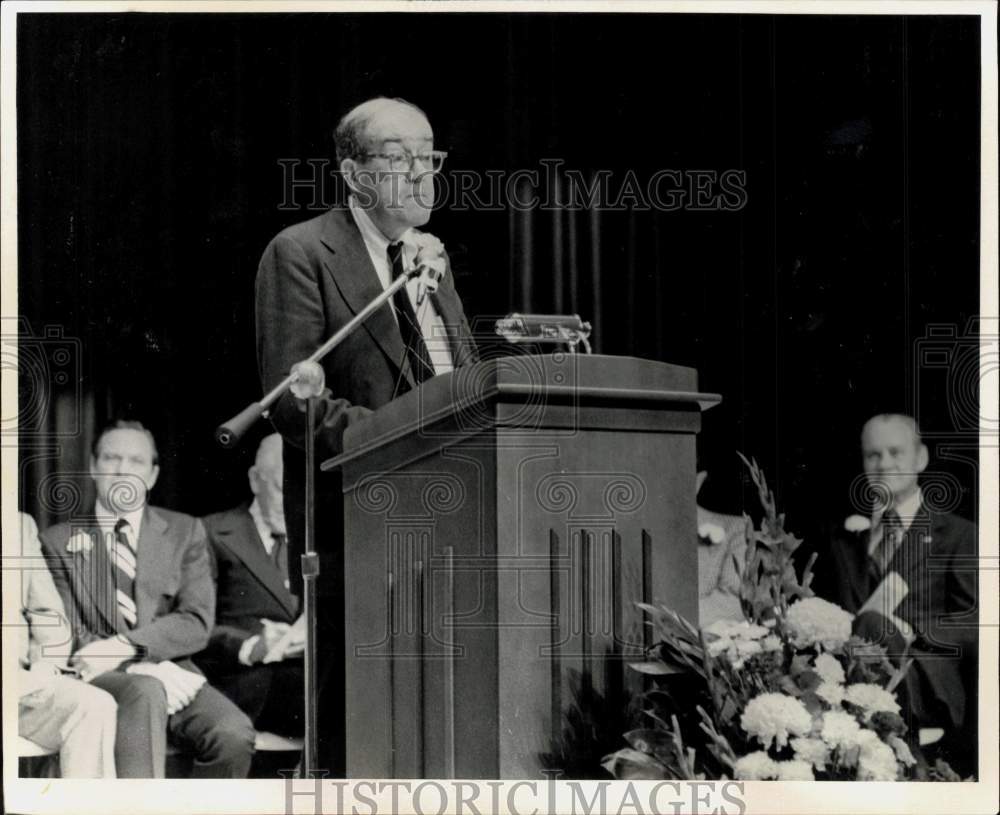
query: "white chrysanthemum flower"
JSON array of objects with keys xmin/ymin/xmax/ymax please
[
  {"xmin": 761, "ymin": 634, "xmax": 782, "ymax": 652},
  {"xmin": 705, "ymin": 619, "xmax": 770, "ymax": 641},
  {"xmin": 852, "ymin": 728, "xmax": 881, "ymax": 751},
  {"xmin": 699, "ymin": 522, "xmax": 726, "ymax": 544},
  {"xmin": 733, "ymin": 751, "xmax": 780, "ymax": 780},
  {"xmin": 707, "ymin": 637, "xmax": 732, "ymax": 658},
  {"xmin": 820, "ymin": 710, "xmax": 861, "ymax": 749},
  {"xmin": 791, "ymin": 737, "xmax": 830, "ymax": 770},
  {"xmin": 844, "ymin": 684, "xmax": 901, "ymax": 719},
  {"xmin": 816, "ymin": 681, "xmax": 846, "ymax": 707},
  {"xmin": 705, "ymin": 620, "xmax": 776, "ymax": 668},
  {"xmin": 736, "ymin": 639, "xmax": 763, "ymax": 659},
  {"xmin": 776, "ymin": 759, "xmax": 815, "ymax": 780},
  {"xmin": 858, "ymin": 739, "xmax": 900, "ymax": 781},
  {"xmin": 741, "ymin": 693, "xmax": 813, "ymax": 750},
  {"xmin": 785, "ymin": 597, "xmax": 854, "ymax": 650},
  {"xmin": 704, "ymin": 619, "xmax": 741, "ymax": 639},
  {"xmin": 887, "ymin": 735, "xmax": 916, "ymax": 767},
  {"xmin": 813, "ymin": 652, "xmax": 846, "ymax": 685}
]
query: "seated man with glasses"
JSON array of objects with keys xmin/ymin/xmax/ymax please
[{"xmin": 255, "ymin": 95, "xmax": 478, "ymax": 775}]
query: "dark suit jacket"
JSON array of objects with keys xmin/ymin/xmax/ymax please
[
  {"xmin": 39, "ymin": 506, "xmax": 214, "ymax": 665},
  {"xmin": 255, "ymin": 206, "xmax": 478, "ymax": 597},
  {"xmin": 195, "ymin": 505, "xmax": 299, "ymax": 674},
  {"xmin": 815, "ymin": 505, "xmax": 978, "ymax": 739}
]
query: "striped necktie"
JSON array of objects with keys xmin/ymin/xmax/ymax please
[
  {"xmin": 388, "ymin": 241, "xmax": 435, "ymax": 385},
  {"xmin": 110, "ymin": 519, "xmax": 138, "ymax": 628},
  {"xmin": 271, "ymin": 533, "xmax": 289, "ymax": 588}
]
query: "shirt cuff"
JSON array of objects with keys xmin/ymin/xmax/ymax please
[{"xmin": 238, "ymin": 635, "xmax": 260, "ymax": 666}]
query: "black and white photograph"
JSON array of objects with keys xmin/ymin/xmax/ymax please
[{"xmin": 2, "ymin": 2, "xmax": 997, "ymax": 813}]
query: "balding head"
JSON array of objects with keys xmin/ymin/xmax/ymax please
[
  {"xmin": 254, "ymin": 432, "xmax": 283, "ymax": 473},
  {"xmin": 250, "ymin": 433, "xmax": 285, "ymax": 534},
  {"xmin": 335, "ymin": 96, "xmax": 436, "ymax": 241},
  {"xmin": 862, "ymin": 413, "xmax": 923, "ymax": 448},
  {"xmin": 334, "ymin": 97, "xmax": 429, "ymax": 164}
]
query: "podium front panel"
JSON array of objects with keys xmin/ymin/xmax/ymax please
[{"xmin": 340, "ymin": 355, "xmax": 712, "ymax": 778}]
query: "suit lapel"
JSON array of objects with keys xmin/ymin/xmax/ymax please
[
  {"xmin": 134, "ymin": 507, "xmax": 171, "ymax": 629},
  {"xmin": 216, "ymin": 510, "xmax": 298, "ymax": 618},
  {"xmin": 885, "ymin": 503, "xmax": 934, "ymax": 589},
  {"xmin": 318, "ymin": 208, "xmax": 415, "ymax": 389},
  {"xmin": 840, "ymin": 531, "xmax": 877, "ymax": 612}
]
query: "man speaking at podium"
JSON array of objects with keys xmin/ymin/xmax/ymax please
[{"xmin": 255, "ymin": 96, "xmax": 477, "ymax": 774}]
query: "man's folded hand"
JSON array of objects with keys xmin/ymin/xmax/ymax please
[
  {"xmin": 70, "ymin": 635, "xmax": 137, "ymax": 681},
  {"xmin": 852, "ymin": 610, "xmax": 911, "ymax": 661},
  {"xmin": 239, "ymin": 619, "xmax": 292, "ymax": 665},
  {"xmin": 127, "ymin": 661, "xmax": 206, "ymax": 715},
  {"xmin": 262, "ymin": 615, "xmax": 305, "ymax": 663}
]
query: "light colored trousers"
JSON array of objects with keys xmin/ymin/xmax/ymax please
[{"xmin": 19, "ymin": 674, "xmax": 117, "ymax": 778}]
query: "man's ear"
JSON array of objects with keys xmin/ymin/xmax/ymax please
[
  {"xmin": 915, "ymin": 444, "xmax": 929, "ymax": 474},
  {"xmin": 248, "ymin": 465, "xmax": 260, "ymax": 496},
  {"xmin": 340, "ymin": 158, "xmax": 358, "ymax": 193},
  {"xmin": 147, "ymin": 465, "xmax": 160, "ymax": 493}
]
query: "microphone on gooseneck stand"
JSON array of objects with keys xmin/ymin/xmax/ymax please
[{"xmin": 415, "ymin": 260, "xmax": 446, "ymax": 307}]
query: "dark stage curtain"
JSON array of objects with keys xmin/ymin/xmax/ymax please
[{"xmin": 16, "ymin": 13, "xmax": 981, "ymax": 531}]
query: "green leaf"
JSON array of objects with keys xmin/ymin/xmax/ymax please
[
  {"xmin": 801, "ymin": 691, "xmax": 824, "ymax": 717},
  {"xmin": 601, "ymin": 748, "xmax": 670, "ymax": 780},
  {"xmin": 795, "ymin": 669, "xmax": 822, "ymax": 692},
  {"xmin": 719, "ymin": 696, "xmax": 740, "ymax": 724},
  {"xmin": 779, "ymin": 675, "xmax": 802, "ymax": 696},
  {"xmin": 629, "ymin": 660, "xmax": 686, "ymax": 675},
  {"xmin": 624, "ymin": 728, "xmax": 676, "ymax": 763}
]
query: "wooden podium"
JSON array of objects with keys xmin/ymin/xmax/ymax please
[{"xmin": 323, "ymin": 354, "xmax": 719, "ymax": 778}]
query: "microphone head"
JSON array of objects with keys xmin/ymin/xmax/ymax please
[{"xmin": 418, "ymin": 260, "xmax": 446, "ymax": 293}]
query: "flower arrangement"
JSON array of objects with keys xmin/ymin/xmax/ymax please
[
  {"xmin": 406, "ymin": 231, "xmax": 447, "ymax": 280},
  {"xmin": 601, "ymin": 454, "xmax": 948, "ymax": 782}
]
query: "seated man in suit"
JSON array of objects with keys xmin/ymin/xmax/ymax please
[
  {"xmin": 40, "ymin": 420, "xmax": 255, "ymax": 778},
  {"xmin": 195, "ymin": 433, "xmax": 303, "ymax": 737},
  {"xmin": 16, "ymin": 512, "xmax": 117, "ymax": 778},
  {"xmin": 812, "ymin": 413, "xmax": 978, "ymax": 777}
]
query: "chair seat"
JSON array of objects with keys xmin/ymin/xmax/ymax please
[
  {"xmin": 17, "ymin": 736, "xmax": 57, "ymax": 758},
  {"xmin": 254, "ymin": 731, "xmax": 303, "ymax": 752},
  {"xmin": 165, "ymin": 730, "xmax": 302, "ymax": 757}
]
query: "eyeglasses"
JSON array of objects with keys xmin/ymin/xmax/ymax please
[{"xmin": 358, "ymin": 150, "xmax": 448, "ymax": 173}]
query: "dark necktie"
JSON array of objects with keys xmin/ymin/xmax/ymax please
[
  {"xmin": 111, "ymin": 519, "xmax": 137, "ymax": 629},
  {"xmin": 387, "ymin": 241, "xmax": 435, "ymax": 385},
  {"xmin": 271, "ymin": 533, "xmax": 289, "ymax": 588},
  {"xmin": 872, "ymin": 509, "xmax": 902, "ymax": 578}
]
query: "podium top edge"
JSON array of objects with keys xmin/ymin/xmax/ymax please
[{"xmin": 322, "ymin": 354, "xmax": 721, "ymax": 472}]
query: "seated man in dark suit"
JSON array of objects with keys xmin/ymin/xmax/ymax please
[
  {"xmin": 40, "ymin": 420, "xmax": 256, "ymax": 778},
  {"xmin": 195, "ymin": 434, "xmax": 303, "ymax": 737},
  {"xmin": 812, "ymin": 413, "xmax": 978, "ymax": 777}
]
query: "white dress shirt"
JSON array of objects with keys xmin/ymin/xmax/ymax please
[
  {"xmin": 95, "ymin": 499, "xmax": 144, "ymax": 553},
  {"xmin": 248, "ymin": 498, "xmax": 276, "ymax": 556},
  {"xmin": 867, "ymin": 487, "xmax": 924, "ymax": 557},
  {"xmin": 348, "ymin": 196, "xmax": 454, "ymax": 375}
]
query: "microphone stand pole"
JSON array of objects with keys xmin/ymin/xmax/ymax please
[
  {"xmin": 215, "ymin": 267, "xmax": 420, "ymax": 778},
  {"xmin": 303, "ymin": 394, "xmax": 318, "ymax": 774}
]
